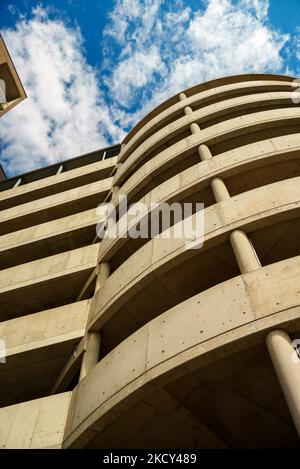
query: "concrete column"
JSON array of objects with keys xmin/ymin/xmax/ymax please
[
  {"xmin": 179, "ymin": 94, "xmax": 194, "ymax": 118},
  {"xmin": 230, "ymin": 230, "xmax": 261, "ymax": 274},
  {"xmin": 190, "ymin": 123, "xmax": 201, "ymax": 134},
  {"xmin": 184, "ymin": 106, "xmax": 193, "ymax": 116},
  {"xmin": 266, "ymin": 330, "xmax": 300, "ymax": 437},
  {"xmin": 114, "ymin": 162, "xmax": 123, "ymax": 180},
  {"xmin": 211, "ymin": 177, "xmax": 230, "ymax": 203},
  {"xmin": 13, "ymin": 178, "xmax": 22, "ymax": 188},
  {"xmin": 117, "ymin": 145, "xmax": 125, "ymax": 165},
  {"xmin": 95, "ymin": 261, "xmax": 110, "ymax": 292},
  {"xmin": 198, "ymin": 144, "xmax": 212, "ymax": 161},
  {"xmin": 79, "ymin": 332, "xmax": 101, "ymax": 381},
  {"xmin": 111, "ymin": 184, "xmax": 120, "ymax": 205}
]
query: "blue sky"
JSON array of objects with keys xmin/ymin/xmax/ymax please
[{"xmin": 1, "ymin": 0, "xmax": 300, "ymax": 176}]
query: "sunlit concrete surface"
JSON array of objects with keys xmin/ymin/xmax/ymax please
[
  {"xmin": 0, "ymin": 35, "xmax": 26, "ymax": 120},
  {"xmin": 1, "ymin": 74, "xmax": 300, "ymax": 448}
]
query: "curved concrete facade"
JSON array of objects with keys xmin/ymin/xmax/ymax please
[{"xmin": 1, "ymin": 74, "xmax": 300, "ymax": 448}]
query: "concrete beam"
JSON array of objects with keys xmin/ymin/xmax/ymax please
[
  {"xmin": 120, "ymin": 77, "xmax": 297, "ymax": 161},
  {"xmin": 0, "ymin": 208, "xmax": 100, "ymax": 269},
  {"xmin": 0, "ymin": 157, "xmax": 117, "ymax": 211},
  {"xmin": 0, "ymin": 244, "xmax": 99, "ymax": 321},
  {"xmin": 0, "ymin": 178, "xmax": 112, "ymax": 235},
  {"xmin": 0, "ymin": 301, "xmax": 89, "ymax": 406}
]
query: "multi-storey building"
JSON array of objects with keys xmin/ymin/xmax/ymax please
[
  {"xmin": 0, "ymin": 35, "xmax": 26, "ymax": 119},
  {"xmin": 0, "ymin": 35, "xmax": 27, "ymax": 183},
  {"xmin": 0, "ymin": 73, "xmax": 300, "ymax": 448}
]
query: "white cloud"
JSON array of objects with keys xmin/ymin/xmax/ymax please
[
  {"xmin": 103, "ymin": 0, "xmax": 289, "ymax": 128},
  {"xmin": 108, "ymin": 47, "xmax": 166, "ymax": 107},
  {"xmin": 0, "ymin": 0, "xmax": 292, "ymax": 176},
  {"xmin": 0, "ymin": 7, "xmax": 123, "ymax": 175}
]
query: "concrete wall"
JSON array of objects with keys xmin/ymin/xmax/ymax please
[
  {"xmin": 0, "ymin": 393, "xmax": 71, "ymax": 448},
  {"xmin": 1, "ymin": 74, "xmax": 300, "ymax": 448}
]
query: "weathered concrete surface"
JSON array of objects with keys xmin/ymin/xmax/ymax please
[
  {"xmin": 0, "ymin": 301, "xmax": 89, "ymax": 406},
  {"xmin": 115, "ymin": 107, "xmax": 300, "ymax": 185},
  {"xmin": 121, "ymin": 75, "xmax": 296, "ymax": 152},
  {"xmin": 0, "ymin": 157, "xmax": 116, "ymax": 210},
  {"xmin": 90, "ymin": 177, "xmax": 300, "ymax": 331},
  {"xmin": 0, "ymin": 393, "xmax": 71, "ymax": 448},
  {"xmin": 119, "ymin": 91, "xmax": 298, "ymax": 171},
  {"xmin": 118, "ymin": 132, "xmax": 300, "ymax": 207},
  {"xmin": 0, "ymin": 178, "xmax": 112, "ymax": 235},
  {"xmin": 64, "ymin": 257, "xmax": 300, "ymax": 448},
  {"xmin": 1, "ymin": 73, "xmax": 300, "ymax": 449},
  {"xmin": 0, "ymin": 208, "xmax": 100, "ymax": 268},
  {"xmin": 99, "ymin": 134, "xmax": 300, "ymax": 263},
  {"xmin": 0, "ymin": 244, "xmax": 99, "ymax": 320}
]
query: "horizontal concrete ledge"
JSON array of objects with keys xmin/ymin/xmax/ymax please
[
  {"xmin": 99, "ymin": 133, "xmax": 300, "ymax": 263},
  {"xmin": 0, "ymin": 300, "xmax": 89, "ymax": 358},
  {"xmin": 121, "ymin": 74, "xmax": 296, "ymax": 151},
  {"xmin": 120, "ymin": 133, "xmax": 300, "ymax": 208},
  {"xmin": 0, "ymin": 392, "xmax": 71, "ymax": 448},
  {"xmin": 63, "ymin": 256, "xmax": 300, "ymax": 448},
  {"xmin": 0, "ymin": 157, "xmax": 117, "ymax": 211},
  {"xmin": 90, "ymin": 176, "xmax": 300, "ymax": 331},
  {"xmin": 0, "ymin": 178, "xmax": 112, "ymax": 236},
  {"xmin": 115, "ymin": 107, "xmax": 300, "ymax": 186},
  {"xmin": 0, "ymin": 243, "xmax": 99, "ymax": 321},
  {"xmin": 0, "ymin": 301, "xmax": 89, "ymax": 407},
  {"xmin": 0, "ymin": 208, "xmax": 100, "ymax": 269},
  {"xmin": 119, "ymin": 90, "xmax": 299, "ymax": 170}
]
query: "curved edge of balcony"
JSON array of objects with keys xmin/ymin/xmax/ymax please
[
  {"xmin": 90, "ymin": 176, "xmax": 300, "ymax": 332},
  {"xmin": 63, "ymin": 255, "xmax": 300, "ymax": 448},
  {"xmin": 118, "ymin": 74, "xmax": 297, "ymax": 161},
  {"xmin": 118, "ymin": 90, "xmax": 299, "ymax": 179},
  {"xmin": 98, "ymin": 134, "xmax": 300, "ymax": 263},
  {"xmin": 114, "ymin": 107, "xmax": 300, "ymax": 187}
]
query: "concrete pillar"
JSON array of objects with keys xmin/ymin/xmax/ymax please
[
  {"xmin": 111, "ymin": 184, "xmax": 120, "ymax": 205},
  {"xmin": 184, "ymin": 106, "xmax": 193, "ymax": 116},
  {"xmin": 79, "ymin": 332, "xmax": 101, "ymax": 381},
  {"xmin": 13, "ymin": 178, "xmax": 22, "ymax": 188},
  {"xmin": 266, "ymin": 330, "xmax": 300, "ymax": 437},
  {"xmin": 198, "ymin": 144, "xmax": 212, "ymax": 161},
  {"xmin": 230, "ymin": 230, "xmax": 261, "ymax": 274},
  {"xmin": 211, "ymin": 178, "xmax": 230, "ymax": 203},
  {"xmin": 95, "ymin": 262, "xmax": 110, "ymax": 292},
  {"xmin": 190, "ymin": 123, "xmax": 201, "ymax": 134},
  {"xmin": 179, "ymin": 92, "xmax": 186, "ymax": 101}
]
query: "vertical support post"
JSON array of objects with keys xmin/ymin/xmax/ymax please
[
  {"xmin": 266, "ymin": 330, "xmax": 300, "ymax": 437},
  {"xmin": 13, "ymin": 178, "xmax": 22, "ymax": 188},
  {"xmin": 56, "ymin": 164, "xmax": 64, "ymax": 175},
  {"xmin": 95, "ymin": 261, "xmax": 110, "ymax": 292},
  {"xmin": 80, "ymin": 261, "xmax": 110, "ymax": 379},
  {"xmin": 230, "ymin": 230, "xmax": 261, "ymax": 273},
  {"xmin": 211, "ymin": 178, "xmax": 230, "ymax": 203},
  {"xmin": 111, "ymin": 184, "xmax": 120, "ymax": 206},
  {"xmin": 198, "ymin": 144, "xmax": 212, "ymax": 161},
  {"xmin": 190, "ymin": 123, "xmax": 201, "ymax": 134},
  {"xmin": 79, "ymin": 332, "xmax": 101, "ymax": 381}
]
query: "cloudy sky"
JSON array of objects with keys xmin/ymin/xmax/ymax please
[{"xmin": 0, "ymin": 0, "xmax": 300, "ymax": 176}]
